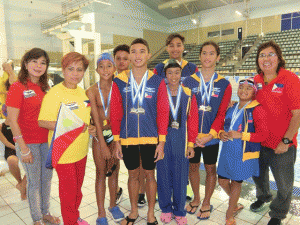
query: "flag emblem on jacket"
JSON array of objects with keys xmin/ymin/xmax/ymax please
[
  {"xmin": 272, "ymin": 83, "xmax": 284, "ymax": 93},
  {"xmin": 84, "ymin": 100, "xmax": 91, "ymax": 107},
  {"xmin": 45, "ymin": 103, "xmax": 85, "ymax": 169},
  {"xmin": 145, "ymin": 93, "xmax": 152, "ymax": 99}
]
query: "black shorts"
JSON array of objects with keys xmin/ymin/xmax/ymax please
[
  {"xmin": 189, "ymin": 144, "xmax": 219, "ymax": 165},
  {"xmin": 5, "ymin": 147, "xmax": 16, "ymax": 161},
  {"xmin": 218, "ymin": 174, "xmax": 243, "ymax": 183},
  {"xmin": 122, "ymin": 144, "xmax": 156, "ymax": 171}
]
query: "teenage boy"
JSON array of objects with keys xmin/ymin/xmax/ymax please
[
  {"xmin": 113, "ymin": 44, "xmax": 147, "ymax": 206},
  {"xmin": 86, "ymin": 53, "xmax": 124, "ymax": 225},
  {"xmin": 111, "ymin": 38, "xmax": 169, "ymax": 225},
  {"xmin": 154, "ymin": 33, "xmax": 198, "ymax": 79}
]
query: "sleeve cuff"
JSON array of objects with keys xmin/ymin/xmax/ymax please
[
  {"xmin": 241, "ymin": 132, "xmax": 251, "ymax": 141},
  {"xmin": 188, "ymin": 142, "xmax": 194, "ymax": 148},
  {"xmin": 159, "ymin": 135, "xmax": 166, "ymax": 142},
  {"xmin": 113, "ymin": 135, "xmax": 120, "ymax": 141},
  {"xmin": 209, "ymin": 129, "xmax": 218, "ymax": 139}
]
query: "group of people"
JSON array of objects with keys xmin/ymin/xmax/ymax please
[{"xmin": 0, "ymin": 32, "xmax": 299, "ymax": 225}]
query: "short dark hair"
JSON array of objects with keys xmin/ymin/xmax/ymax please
[
  {"xmin": 166, "ymin": 33, "xmax": 185, "ymax": 46},
  {"xmin": 200, "ymin": 41, "xmax": 220, "ymax": 56},
  {"xmin": 256, "ymin": 40, "xmax": 285, "ymax": 74},
  {"xmin": 113, "ymin": 44, "xmax": 130, "ymax": 58},
  {"xmin": 130, "ymin": 38, "xmax": 150, "ymax": 52}
]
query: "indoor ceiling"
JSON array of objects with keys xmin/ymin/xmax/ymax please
[{"xmin": 138, "ymin": 0, "xmax": 244, "ymax": 19}]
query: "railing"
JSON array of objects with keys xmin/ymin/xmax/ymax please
[
  {"xmin": 41, "ymin": 13, "xmax": 81, "ymax": 32},
  {"xmin": 62, "ymin": 0, "xmax": 110, "ymax": 15}
]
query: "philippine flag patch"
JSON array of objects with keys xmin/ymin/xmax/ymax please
[
  {"xmin": 84, "ymin": 100, "xmax": 91, "ymax": 107},
  {"xmin": 272, "ymin": 83, "xmax": 284, "ymax": 93},
  {"xmin": 145, "ymin": 93, "xmax": 152, "ymax": 99}
]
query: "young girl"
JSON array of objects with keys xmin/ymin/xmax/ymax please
[
  {"xmin": 86, "ymin": 53, "xmax": 124, "ymax": 225},
  {"xmin": 218, "ymin": 78, "xmax": 268, "ymax": 225},
  {"xmin": 157, "ymin": 59, "xmax": 198, "ymax": 225},
  {"xmin": 183, "ymin": 41, "xmax": 232, "ymax": 220},
  {"xmin": 6, "ymin": 48, "xmax": 60, "ymax": 225}
]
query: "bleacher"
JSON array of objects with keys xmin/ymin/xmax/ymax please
[
  {"xmin": 237, "ymin": 29, "xmax": 300, "ymax": 75},
  {"xmin": 149, "ymin": 29, "xmax": 300, "ymax": 76}
]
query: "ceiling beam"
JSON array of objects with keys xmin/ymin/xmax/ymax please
[{"xmin": 158, "ymin": 0, "xmax": 198, "ymax": 10}]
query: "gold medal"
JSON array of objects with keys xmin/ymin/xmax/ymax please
[
  {"xmin": 130, "ymin": 107, "xmax": 145, "ymax": 115},
  {"xmin": 171, "ymin": 121, "xmax": 179, "ymax": 129}
]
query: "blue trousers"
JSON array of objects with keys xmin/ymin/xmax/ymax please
[{"xmin": 157, "ymin": 128, "xmax": 189, "ymax": 216}]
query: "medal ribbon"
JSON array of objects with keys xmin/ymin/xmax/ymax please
[
  {"xmin": 198, "ymin": 72, "xmax": 217, "ymax": 105},
  {"xmin": 167, "ymin": 85, "xmax": 182, "ymax": 122},
  {"xmin": 229, "ymin": 102, "xmax": 250, "ymax": 130},
  {"xmin": 130, "ymin": 70, "xmax": 148, "ymax": 107},
  {"xmin": 98, "ymin": 82, "xmax": 112, "ymax": 117}
]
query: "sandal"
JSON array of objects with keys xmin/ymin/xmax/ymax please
[
  {"xmin": 186, "ymin": 202, "xmax": 200, "ymax": 214},
  {"xmin": 43, "ymin": 213, "xmax": 61, "ymax": 224},
  {"xmin": 124, "ymin": 215, "xmax": 139, "ymax": 225},
  {"xmin": 147, "ymin": 217, "xmax": 158, "ymax": 225},
  {"xmin": 233, "ymin": 203, "xmax": 244, "ymax": 216},
  {"xmin": 197, "ymin": 205, "xmax": 213, "ymax": 220},
  {"xmin": 160, "ymin": 212, "xmax": 172, "ymax": 224}
]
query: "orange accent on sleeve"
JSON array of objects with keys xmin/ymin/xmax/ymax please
[
  {"xmin": 241, "ymin": 132, "xmax": 251, "ymax": 141},
  {"xmin": 110, "ymin": 82, "xmax": 123, "ymax": 136},
  {"xmin": 209, "ymin": 129, "xmax": 218, "ymax": 139}
]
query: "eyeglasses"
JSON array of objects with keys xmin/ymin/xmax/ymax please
[{"xmin": 258, "ymin": 52, "xmax": 277, "ymax": 58}]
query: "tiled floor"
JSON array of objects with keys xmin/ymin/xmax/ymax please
[{"xmin": 0, "ymin": 148, "xmax": 300, "ymax": 225}]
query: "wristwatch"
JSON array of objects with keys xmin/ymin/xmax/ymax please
[{"xmin": 282, "ymin": 138, "xmax": 293, "ymax": 144}]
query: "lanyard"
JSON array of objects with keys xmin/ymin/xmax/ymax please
[
  {"xmin": 229, "ymin": 102, "xmax": 249, "ymax": 130},
  {"xmin": 130, "ymin": 70, "xmax": 148, "ymax": 107},
  {"xmin": 198, "ymin": 72, "xmax": 217, "ymax": 105},
  {"xmin": 167, "ymin": 85, "xmax": 182, "ymax": 121},
  {"xmin": 98, "ymin": 82, "xmax": 112, "ymax": 117}
]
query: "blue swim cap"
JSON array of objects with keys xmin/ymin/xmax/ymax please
[{"xmin": 97, "ymin": 52, "xmax": 115, "ymax": 66}]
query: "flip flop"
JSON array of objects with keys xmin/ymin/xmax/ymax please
[
  {"xmin": 105, "ymin": 164, "xmax": 117, "ymax": 177},
  {"xmin": 197, "ymin": 205, "xmax": 213, "ymax": 220},
  {"xmin": 233, "ymin": 203, "xmax": 244, "ymax": 216},
  {"xmin": 147, "ymin": 217, "xmax": 158, "ymax": 225},
  {"xmin": 124, "ymin": 216, "xmax": 139, "ymax": 225},
  {"xmin": 186, "ymin": 202, "xmax": 200, "ymax": 214}
]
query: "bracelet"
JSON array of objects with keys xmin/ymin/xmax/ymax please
[
  {"xmin": 13, "ymin": 135, "xmax": 23, "ymax": 142},
  {"xmin": 20, "ymin": 149, "xmax": 31, "ymax": 157}
]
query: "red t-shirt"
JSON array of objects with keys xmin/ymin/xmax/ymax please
[
  {"xmin": 6, "ymin": 81, "xmax": 48, "ymax": 144},
  {"xmin": 254, "ymin": 68, "xmax": 300, "ymax": 149}
]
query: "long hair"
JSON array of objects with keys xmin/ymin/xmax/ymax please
[
  {"xmin": 18, "ymin": 48, "xmax": 50, "ymax": 92},
  {"xmin": 256, "ymin": 40, "xmax": 285, "ymax": 74}
]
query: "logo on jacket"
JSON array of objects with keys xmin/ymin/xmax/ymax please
[
  {"xmin": 272, "ymin": 83, "xmax": 284, "ymax": 93},
  {"xmin": 145, "ymin": 93, "xmax": 152, "ymax": 99},
  {"xmin": 257, "ymin": 83, "xmax": 263, "ymax": 90},
  {"xmin": 237, "ymin": 124, "xmax": 242, "ymax": 132},
  {"xmin": 84, "ymin": 100, "xmax": 91, "ymax": 107},
  {"xmin": 212, "ymin": 87, "xmax": 220, "ymax": 98}
]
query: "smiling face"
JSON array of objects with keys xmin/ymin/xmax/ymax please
[
  {"xmin": 258, "ymin": 47, "xmax": 279, "ymax": 75},
  {"xmin": 166, "ymin": 37, "xmax": 184, "ymax": 61},
  {"xmin": 96, "ymin": 60, "xmax": 115, "ymax": 81},
  {"xmin": 63, "ymin": 60, "xmax": 85, "ymax": 87},
  {"xmin": 166, "ymin": 67, "xmax": 181, "ymax": 87},
  {"xmin": 238, "ymin": 82, "xmax": 255, "ymax": 102},
  {"xmin": 114, "ymin": 50, "xmax": 130, "ymax": 73},
  {"xmin": 129, "ymin": 43, "xmax": 151, "ymax": 69},
  {"xmin": 200, "ymin": 44, "xmax": 220, "ymax": 69},
  {"xmin": 26, "ymin": 56, "xmax": 47, "ymax": 80}
]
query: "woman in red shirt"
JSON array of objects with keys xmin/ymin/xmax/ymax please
[{"xmin": 6, "ymin": 48, "xmax": 60, "ymax": 225}]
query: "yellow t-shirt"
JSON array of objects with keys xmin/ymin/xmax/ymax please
[
  {"xmin": 38, "ymin": 83, "xmax": 91, "ymax": 164},
  {"xmin": 0, "ymin": 72, "xmax": 9, "ymax": 119}
]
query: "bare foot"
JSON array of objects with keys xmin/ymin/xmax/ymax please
[
  {"xmin": 43, "ymin": 214, "xmax": 61, "ymax": 224},
  {"xmin": 16, "ymin": 182, "xmax": 26, "ymax": 200}
]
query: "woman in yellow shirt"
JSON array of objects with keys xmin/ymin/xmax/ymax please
[{"xmin": 38, "ymin": 52, "xmax": 91, "ymax": 225}]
